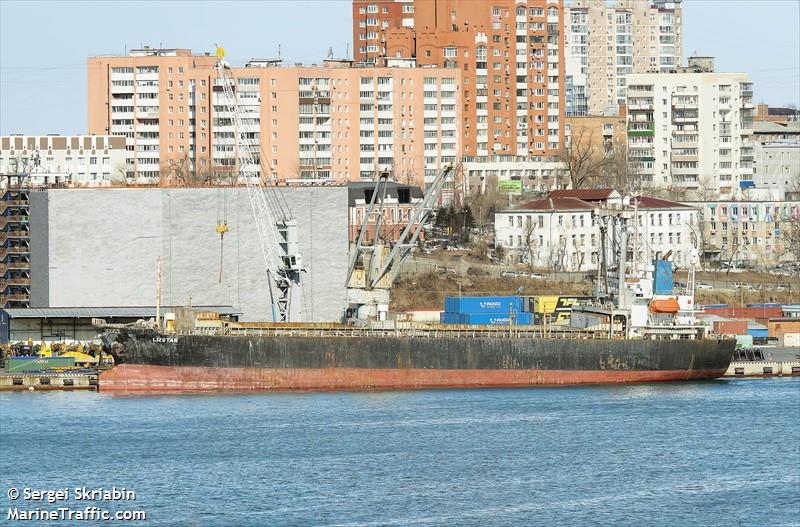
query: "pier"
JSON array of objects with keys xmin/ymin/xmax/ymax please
[{"xmin": 0, "ymin": 371, "xmax": 98, "ymax": 391}]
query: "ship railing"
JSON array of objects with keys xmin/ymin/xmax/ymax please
[{"xmin": 214, "ymin": 324, "xmax": 614, "ymax": 340}]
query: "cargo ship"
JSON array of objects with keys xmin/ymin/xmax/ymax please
[
  {"xmin": 97, "ymin": 211, "xmax": 735, "ymax": 393},
  {"xmin": 98, "ymin": 323, "xmax": 735, "ymax": 393}
]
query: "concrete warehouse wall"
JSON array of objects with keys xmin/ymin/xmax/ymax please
[{"xmin": 29, "ymin": 187, "xmax": 349, "ymax": 322}]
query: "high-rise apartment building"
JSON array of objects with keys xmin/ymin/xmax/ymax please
[
  {"xmin": 563, "ymin": 0, "xmax": 682, "ymax": 116},
  {"xmin": 352, "ymin": 0, "xmax": 566, "ymax": 163},
  {"xmin": 625, "ymin": 70, "xmax": 754, "ymax": 196},
  {"xmin": 88, "ymin": 48, "xmax": 461, "ymax": 188}
]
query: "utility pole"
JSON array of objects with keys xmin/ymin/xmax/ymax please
[{"xmin": 156, "ymin": 256, "xmax": 162, "ymax": 330}]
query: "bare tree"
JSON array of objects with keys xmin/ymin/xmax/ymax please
[
  {"xmin": 550, "ymin": 236, "xmax": 568, "ymax": 272},
  {"xmin": 161, "ymin": 153, "xmax": 215, "ymax": 187},
  {"xmin": 604, "ymin": 142, "xmax": 652, "ymax": 196},
  {"xmin": 724, "ymin": 231, "xmax": 742, "ymax": 275},
  {"xmin": 782, "ymin": 215, "xmax": 800, "ymax": 261},
  {"xmin": 558, "ymin": 127, "xmax": 607, "ymax": 189},
  {"xmin": 690, "ymin": 173, "xmax": 720, "ymax": 202},
  {"xmin": 464, "ymin": 175, "xmax": 506, "ymax": 235},
  {"xmin": 686, "ymin": 212, "xmax": 710, "ymax": 271},
  {"xmin": 519, "ymin": 217, "xmax": 539, "ymax": 271}
]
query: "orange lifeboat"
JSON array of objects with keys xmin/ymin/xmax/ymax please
[{"xmin": 649, "ymin": 298, "xmax": 680, "ymax": 314}]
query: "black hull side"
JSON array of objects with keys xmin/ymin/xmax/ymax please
[{"xmin": 103, "ymin": 329, "xmax": 735, "ymax": 373}]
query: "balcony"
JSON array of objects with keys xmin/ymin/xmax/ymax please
[
  {"xmin": 672, "ymin": 114, "xmax": 698, "ymax": 123},
  {"xmin": 672, "ymin": 141, "xmax": 698, "ymax": 150},
  {"xmin": 671, "ymin": 166, "xmax": 699, "ymax": 176},
  {"xmin": 627, "ymin": 123, "xmax": 655, "ymax": 137},
  {"xmin": 135, "ymin": 110, "xmax": 160, "ymax": 119},
  {"xmin": 670, "ymin": 178, "xmax": 700, "ymax": 187},
  {"xmin": 671, "ymin": 154, "xmax": 699, "ymax": 163}
]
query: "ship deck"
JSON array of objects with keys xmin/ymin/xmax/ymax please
[{"xmin": 97, "ymin": 320, "xmax": 708, "ymax": 341}]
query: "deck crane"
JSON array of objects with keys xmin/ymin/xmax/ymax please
[
  {"xmin": 346, "ymin": 163, "xmax": 457, "ymax": 320},
  {"xmin": 213, "ymin": 46, "xmax": 304, "ymax": 322}
]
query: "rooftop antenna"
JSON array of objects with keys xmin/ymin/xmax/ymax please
[
  {"xmin": 278, "ymin": 44, "xmax": 281, "ymax": 59},
  {"xmin": 327, "ymin": 46, "xmax": 334, "ymax": 59},
  {"xmin": 346, "ymin": 43, "xmax": 350, "ymax": 60}
]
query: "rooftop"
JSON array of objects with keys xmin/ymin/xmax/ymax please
[
  {"xmin": 511, "ymin": 197, "xmax": 595, "ymax": 212},
  {"xmin": 633, "ymin": 196, "xmax": 693, "ymax": 209},
  {"xmin": 753, "ymin": 120, "xmax": 800, "ymax": 135},
  {"xmin": 548, "ymin": 189, "xmax": 620, "ymax": 201},
  {"xmin": 347, "ymin": 181, "xmax": 423, "ymax": 206}
]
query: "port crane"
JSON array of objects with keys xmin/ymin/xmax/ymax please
[
  {"xmin": 346, "ymin": 163, "xmax": 456, "ymax": 320},
  {"xmin": 213, "ymin": 47, "xmax": 304, "ymax": 322}
]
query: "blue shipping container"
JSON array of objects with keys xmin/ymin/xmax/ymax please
[
  {"xmin": 461, "ymin": 312, "xmax": 532, "ymax": 326},
  {"xmin": 440, "ymin": 312, "xmax": 461, "ymax": 324},
  {"xmin": 654, "ymin": 260, "xmax": 673, "ymax": 294},
  {"xmin": 444, "ymin": 296, "xmax": 523, "ymax": 314}
]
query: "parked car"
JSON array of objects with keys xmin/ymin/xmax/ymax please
[
  {"xmin": 501, "ymin": 271, "xmax": 520, "ymax": 278},
  {"xmin": 674, "ymin": 281, "xmax": 687, "ymax": 290},
  {"xmin": 697, "ymin": 283, "xmax": 713, "ymax": 290},
  {"xmin": 529, "ymin": 273, "xmax": 545, "ymax": 280}
]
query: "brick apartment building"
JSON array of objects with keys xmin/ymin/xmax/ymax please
[{"xmin": 352, "ymin": 0, "xmax": 566, "ymax": 164}]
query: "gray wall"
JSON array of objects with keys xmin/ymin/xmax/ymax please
[
  {"xmin": 29, "ymin": 191, "xmax": 49, "ymax": 306},
  {"xmin": 34, "ymin": 187, "xmax": 349, "ymax": 322}
]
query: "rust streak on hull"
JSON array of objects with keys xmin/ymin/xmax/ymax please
[{"xmin": 100, "ymin": 364, "xmax": 729, "ymax": 393}]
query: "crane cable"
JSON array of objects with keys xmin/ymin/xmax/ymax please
[{"xmin": 216, "ymin": 187, "xmax": 228, "ymax": 283}]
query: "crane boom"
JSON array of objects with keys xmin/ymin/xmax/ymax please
[
  {"xmin": 346, "ymin": 163, "xmax": 456, "ymax": 320},
  {"xmin": 214, "ymin": 49, "xmax": 303, "ymax": 322},
  {"xmin": 370, "ymin": 163, "xmax": 455, "ymax": 288}
]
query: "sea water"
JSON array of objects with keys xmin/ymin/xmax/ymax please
[{"xmin": 1, "ymin": 378, "xmax": 798, "ymax": 526}]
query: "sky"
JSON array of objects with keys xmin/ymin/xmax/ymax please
[{"xmin": 0, "ymin": 0, "xmax": 798, "ymax": 135}]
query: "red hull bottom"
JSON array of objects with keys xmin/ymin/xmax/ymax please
[{"xmin": 100, "ymin": 364, "xmax": 728, "ymax": 393}]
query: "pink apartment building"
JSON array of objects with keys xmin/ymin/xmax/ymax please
[{"xmin": 88, "ymin": 47, "xmax": 462, "ymax": 188}]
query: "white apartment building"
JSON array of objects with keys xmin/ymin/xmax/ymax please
[
  {"xmin": 625, "ymin": 71, "xmax": 754, "ymax": 196},
  {"xmin": 0, "ymin": 135, "xmax": 128, "ymax": 186},
  {"xmin": 750, "ymin": 121, "xmax": 800, "ymax": 198},
  {"xmin": 564, "ymin": 0, "xmax": 682, "ymax": 116},
  {"xmin": 752, "ymin": 142, "xmax": 800, "ymax": 198},
  {"xmin": 495, "ymin": 190, "xmax": 698, "ymax": 271}
]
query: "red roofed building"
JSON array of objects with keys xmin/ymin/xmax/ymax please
[
  {"xmin": 547, "ymin": 188, "xmax": 621, "ymax": 204},
  {"xmin": 495, "ymin": 191, "xmax": 700, "ymax": 271}
]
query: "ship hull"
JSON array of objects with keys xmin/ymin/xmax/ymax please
[
  {"xmin": 100, "ymin": 329, "xmax": 735, "ymax": 393},
  {"xmin": 101, "ymin": 364, "xmax": 731, "ymax": 393}
]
